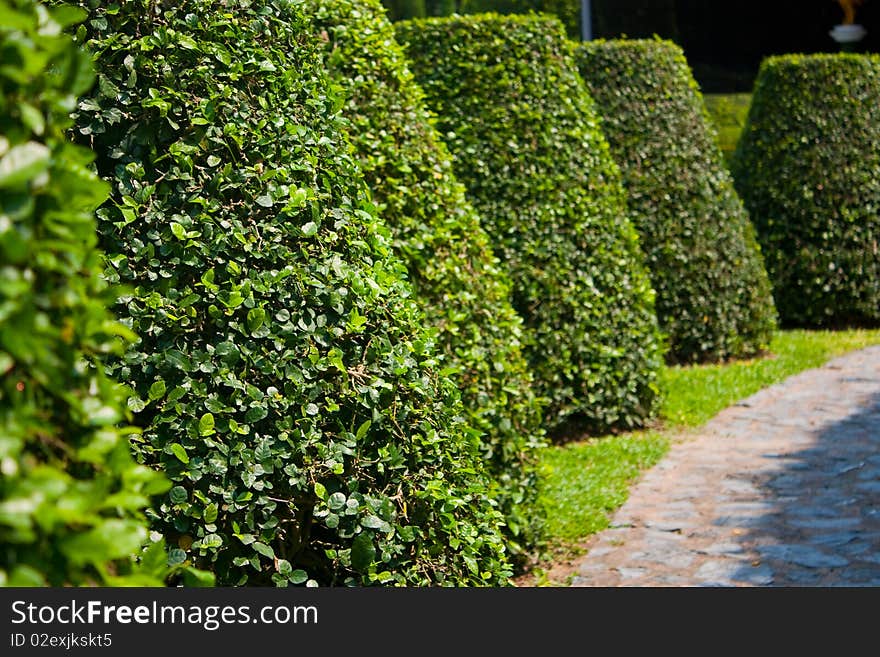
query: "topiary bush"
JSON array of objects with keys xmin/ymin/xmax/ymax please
[
  {"xmin": 308, "ymin": 0, "xmax": 545, "ymax": 562},
  {"xmin": 731, "ymin": 54, "xmax": 880, "ymax": 328},
  {"xmin": 396, "ymin": 13, "xmax": 664, "ymax": 433},
  {"xmin": 67, "ymin": 0, "xmax": 511, "ymax": 586},
  {"xmin": 0, "ymin": 0, "xmax": 170, "ymax": 586},
  {"xmin": 575, "ymin": 40, "xmax": 777, "ymax": 363}
]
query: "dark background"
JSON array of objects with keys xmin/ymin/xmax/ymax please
[
  {"xmin": 383, "ymin": 0, "xmax": 880, "ymax": 92},
  {"xmin": 599, "ymin": 0, "xmax": 880, "ymax": 92}
]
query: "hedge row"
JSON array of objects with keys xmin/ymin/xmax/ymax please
[
  {"xmin": 575, "ymin": 39, "xmax": 777, "ymax": 363},
  {"xmin": 732, "ymin": 54, "xmax": 880, "ymax": 328},
  {"xmin": 309, "ymin": 0, "xmax": 545, "ymax": 559},
  {"xmin": 397, "ymin": 13, "xmax": 664, "ymax": 433},
  {"xmin": 0, "ymin": 0, "xmax": 171, "ymax": 586},
  {"xmin": 68, "ymin": 0, "xmax": 511, "ymax": 586}
]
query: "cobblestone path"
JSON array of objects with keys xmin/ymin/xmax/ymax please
[{"xmin": 570, "ymin": 346, "xmax": 880, "ymax": 587}]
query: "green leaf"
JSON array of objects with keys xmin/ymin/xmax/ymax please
[
  {"xmin": 169, "ymin": 486, "xmax": 188, "ymax": 504},
  {"xmin": 351, "ymin": 533, "xmax": 375, "ymax": 572},
  {"xmin": 169, "ymin": 443, "xmax": 189, "ymax": 464},
  {"xmin": 301, "ymin": 221, "xmax": 318, "ymax": 237},
  {"xmin": 0, "ymin": 142, "xmax": 50, "ymax": 188},
  {"xmin": 290, "ymin": 569, "xmax": 308, "ymax": 584},
  {"xmin": 199, "ymin": 412, "xmax": 215, "ymax": 436},
  {"xmin": 247, "ymin": 307, "xmax": 265, "ymax": 334},
  {"xmin": 313, "ymin": 482, "xmax": 327, "ymax": 500},
  {"xmin": 244, "ymin": 405, "xmax": 267, "ymax": 423},
  {"xmin": 252, "ymin": 542, "xmax": 274, "ymax": 559},
  {"xmin": 168, "ymin": 548, "xmax": 187, "ymax": 566},
  {"xmin": 170, "ymin": 222, "xmax": 187, "ymax": 240},
  {"xmin": 197, "ymin": 534, "xmax": 223, "ymax": 549},
  {"xmin": 328, "ymin": 492, "xmax": 346, "ymax": 511},
  {"xmin": 180, "ymin": 567, "xmax": 216, "ymax": 587},
  {"xmin": 203, "ymin": 503, "xmax": 218, "ymax": 524},
  {"xmin": 355, "ymin": 419, "xmax": 371, "ymax": 440},
  {"xmin": 18, "ymin": 102, "xmax": 45, "ymax": 136},
  {"xmin": 148, "ymin": 380, "xmax": 166, "ymax": 401}
]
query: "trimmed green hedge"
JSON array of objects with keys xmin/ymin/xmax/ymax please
[
  {"xmin": 309, "ymin": 0, "xmax": 545, "ymax": 559},
  {"xmin": 397, "ymin": 13, "xmax": 664, "ymax": 433},
  {"xmin": 69, "ymin": 0, "xmax": 511, "ymax": 586},
  {"xmin": 732, "ymin": 54, "xmax": 880, "ymax": 328},
  {"xmin": 575, "ymin": 40, "xmax": 776, "ymax": 363},
  {"xmin": 0, "ymin": 0, "xmax": 169, "ymax": 586}
]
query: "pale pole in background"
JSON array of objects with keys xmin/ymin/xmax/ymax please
[{"xmin": 581, "ymin": 0, "xmax": 593, "ymax": 40}]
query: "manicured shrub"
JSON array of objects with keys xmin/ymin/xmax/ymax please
[
  {"xmin": 575, "ymin": 40, "xmax": 777, "ymax": 363},
  {"xmin": 731, "ymin": 54, "xmax": 880, "ymax": 328},
  {"xmin": 397, "ymin": 13, "xmax": 664, "ymax": 433},
  {"xmin": 0, "ymin": 0, "xmax": 169, "ymax": 586},
  {"xmin": 309, "ymin": 0, "xmax": 545, "ymax": 558},
  {"xmin": 68, "ymin": 0, "xmax": 511, "ymax": 586}
]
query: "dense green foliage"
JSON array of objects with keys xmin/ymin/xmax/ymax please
[
  {"xmin": 69, "ymin": 0, "xmax": 511, "ymax": 586},
  {"xmin": 732, "ymin": 54, "xmax": 880, "ymax": 328},
  {"xmin": 0, "ymin": 0, "xmax": 169, "ymax": 586},
  {"xmin": 575, "ymin": 40, "xmax": 776, "ymax": 363},
  {"xmin": 397, "ymin": 14, "xmax": 664, "ymax": 433},
  {"xmin": 309, "ymin": 0, "xmax": 545, "ymax": 559}
]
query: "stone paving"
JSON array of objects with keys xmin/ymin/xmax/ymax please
[{"xmin": 570, "ymin": 346, "xmax": 880, "ymax": 587}]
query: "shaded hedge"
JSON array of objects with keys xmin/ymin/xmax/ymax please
[
  {"xmin": 309, "ymin": 0, "xmax": 545, "ymax": 559},
  {"xmin": 68, "ymin": 0, "xmax": 511, "ymax": 586},
  {"xmin": 0, "ymin": 0, "xmax": 169, "ymax": 586},
  {"xmin": 732, "ymin": 54, "xmax": 880, "ymax": 327},
  {"xmin": 397, "ymin": 13, "xmax": 664, "ymax": 433},
  {"xmin": 575, "ymin": 40, "xmax": 776, "ymax": 363}
]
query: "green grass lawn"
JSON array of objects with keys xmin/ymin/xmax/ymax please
[
  {"xmin": 531, "ymin": 328, "xmax": 880, "ymax": 579},
  {"xmin": 703, "ymin": 93, "xmax": 752, "ymax": 165}
]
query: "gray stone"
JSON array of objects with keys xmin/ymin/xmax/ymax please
[
  {"xmin": 758, "ymin": 544, "xmax": 849, "ymax": 569},
  {"xmin": 714, "ymin": 515, "xmax": 771, "ymax": 528},
  {"xmin": 780, "ymin": 569, "xmax": 822, "ymax": 585},
  {"xmin": 617, "ymin": 567, "xmax": 647, "ymax": 580},
  {"xmin": 831, "ymin": 462, "xmax": 865, "ymax": 476},
  {"xmin": 644, "ymin": 520, "xmax": 693, "ymax": 533},
  {"xmin": 856, "ymin": 481, "xmax": 880, "ymax": 494},
  {"xmin": 809, "ymin": 532, "xmax": 859, "ymax": 547},
  {"xmin": 586, "ymin": 547, "xmax": 615, "ymax": 558},
  {"xmin": 839, "ymin": 541, "xmax": 872, "ymax": 557},
  {"xmin": 732, "ymin": 564, "xmax": 775, "ymax": 586},
  {"xmin": 720, "ymin": 478, "xmax": 760, "ymax": 495},
  {"xmin": 856, "ymin": 466, "xmax": 880, "ymax": 480},
  {"xmin": 694, "ymin": 560, "xmax": 737, "ymax": 585},
  {"xmin": 717, "ymin": 502, "xmax": 776, "ymax": 514},
  {"xmin": 835, "ymin": 567, "xmax": 880, "ymax": 585},
  {"xmin": 788, "ymin": 517, "xmax": 861, "ymax": 530},
  {"xmin": 699, "ymin": 542, "xmax": 746, "ymax": 557},
  {"xmin": 788, "ymin": 505, "xmax": 848, "ymax": 519},
  {"xmin": 768, "ymin": 474, "xmax": 805, "ymax": 490}
]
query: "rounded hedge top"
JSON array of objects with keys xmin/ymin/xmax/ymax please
[
  {"xmin": 396, "ymin": 13, "xmax": 664, "ymax": 433},
  {"xmin": 70, "ymin": 0, "xmax": 511, "ymax": 586},
  {"xmin": 732, "ymin": 54, "xmax": 880, "ymax": 328},
  {"xmin": 0, "ymin": 0, "xmax": 168, "ymax": 586},
  {"xmin": 575, "ymin": 39, "xmax": 777, "ymax": 363},
  {"xmin": 308, "ymin": 0, "xmax": 545, "ymax": 559}
]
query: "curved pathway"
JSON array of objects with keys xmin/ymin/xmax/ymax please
[{"xmin": 571, "ymin": 346, "xmax": 880, "ymax": 587}]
